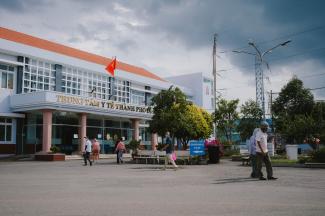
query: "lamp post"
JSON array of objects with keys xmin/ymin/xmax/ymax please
[
  {"xmin": 212, "ymin": 34, "xmax": 218, "ymax": 138},
  {"xmin": 233, "ymin": 40, "xmax": 291, "ymax": 120}
]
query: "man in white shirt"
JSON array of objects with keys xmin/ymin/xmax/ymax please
[
  {"xmin": 83, "ymin": 137, "xmax": 92, "ymax": 166},
  {"xmin": 248, "ymin": 128, "xmax": 259, "ymax": 178},
  {"xmin": 255, "ymin": 121, "xmax": 277, "ymax": 180}
]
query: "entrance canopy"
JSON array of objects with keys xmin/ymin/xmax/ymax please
[{"xmin": 10, "ymin": 91, "xmax": 153, "ymax": 120}]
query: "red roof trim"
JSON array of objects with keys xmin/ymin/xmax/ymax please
[{"xmin": 0, "ymin": 27, "xmax": 164, "ymax": 81}]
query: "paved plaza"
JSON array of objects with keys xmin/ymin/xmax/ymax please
[{"xmin": 0, "ymin": 159, "xmax": 325, "ymax": 216}]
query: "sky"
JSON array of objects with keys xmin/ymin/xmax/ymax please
[{"xmin": 0, "ymin": 0, "xmax": 325, "ymax": 110}]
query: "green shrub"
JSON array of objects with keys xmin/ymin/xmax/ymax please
[
  {"xmin": 271, "ymin": 154, "xmax": 287, "ymax": 160},
  {"xmin": 128, "ymin": 139, "xmax": 140, "ymax": 151},
  {"xmin": 298, "ymin": 155, "xmax": 312, "ymax": 164},
  {"xmin": 223, "ymin": 148, "xmax": 239, "ymax": 157},
  {"xmin": 157, "ymin": 143, "xmax": 165, "ymax": 151},
  {"xmin": 310, "ymin": 148, "xmax": 325, "ymax": 163},
  {"xmin": 50, "ymin": 145, "xmax": 61, "ymax": 154}
]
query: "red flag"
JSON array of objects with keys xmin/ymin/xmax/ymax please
[{"xmin": 105, "ymin": 58, "xmax": 116, "ymax": 76}]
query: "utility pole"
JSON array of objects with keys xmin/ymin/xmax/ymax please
[
  {"xmin": 270, "ymin": 90, "xmax": 274, "ymax": 132},
  {"xmin": 268, "ymin": 90, "xmax": 279, "ymax": 132},
  {"xmin": 212, "ymin": 33, "xmax": 218, "ymax": 138},
  {"xmin": 233, "ymin": 40, "xmax": 291, "ymax": 120},
  {"xmin": 255, "ymin": 54, "xmax": 265, "ymax": 119}
]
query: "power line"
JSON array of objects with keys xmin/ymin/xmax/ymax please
[
  {"xmin": 217, "ymin": 46, "xmax": 325, "ymax": 73},
  {"xmin": 308, "ymin": 86, "xmax": 325, "ymax": 91},
  {"xmin": 219, "ymin": 25, "xmax": 325, "ymax": 54},
  {"xmin": 217, "ymin": 74, "xmax": 325, "ymax": 91},
  {"xmin": 267, "ymin": 47, "xmax": 325, "ymax": 63},
  {"xmin": 266, "ymin": 86, "xmax": 325, "ymax": 95},
  {"xmin": 298, "ymin": 72, "xmax": 325, "ymax": 79}
]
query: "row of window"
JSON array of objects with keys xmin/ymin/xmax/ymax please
[
  {"xmin": 5, "ymin": 57, "xmax": 153, "ymax": 106},
  {"xmin": 22, "ymin": 59, "xmax": 56, "ymax": 92},
  {"xmin": 0, "ymin": 64, "xmax": 14, "ymax": 89},
  {"xmin": 0, "ymin": 118, "xmax": 12, "ymax": 143}
]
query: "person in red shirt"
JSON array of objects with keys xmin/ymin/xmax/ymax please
[
  {"xmin": 92, "ymin": 138, "xmax": 100, "ymax": 163},
  {"xmin": 115, "ymin": 138, "xmax": 126, "ymax": 164}
]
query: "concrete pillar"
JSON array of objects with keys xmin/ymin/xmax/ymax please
[
  {"xmin": 151, "ymin": 133, "xmax": 158, "ymax": 150},
  {"xmin": 55, "ymin": 64, "xmax": 63, "ymax": 92},
  {"xmin": 42, "ymin": 109, "xmax": 52, "ymax": 153},
  {"xmin": 132, "ymin": 119, "xmax": 140, "ymax": 141},
  {"xmin": 16, "ymin": 56, "xmax": 24, "ymax": 94},
  {"xmin": 79, "ymin": 113, "xmax": 87, "ymax": 152}
]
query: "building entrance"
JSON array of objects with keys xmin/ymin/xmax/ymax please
[{"xmin": 87, "ymin": 115, "xmax": 133, "ymax": 154}]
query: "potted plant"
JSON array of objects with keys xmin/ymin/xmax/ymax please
[
  {"xmin": 35, "ymin": 145, "xmax": 65, "ymax": 161},
  {"xmin": 128, "ymin": 139, "xmax": 140, "ymax": 159},
  {"xmin": 50, "ymin": 145, "xmax": 61, "ymax": 154}
]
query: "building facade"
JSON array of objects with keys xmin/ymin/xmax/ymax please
[
  {"xmin": 166, "ymin": 72, "xmax": 214, "ymax": 112},
  {"xmin": 0, "ymin": 27, "xmax": 213, "ymax": 155}
]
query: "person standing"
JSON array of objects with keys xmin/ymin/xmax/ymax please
[
  {"xmin": 83, "ymin": 137, "xmax": 92, "ymax": 166},
  {"xmin": 115, "ymin": 138, "xmax": 126, "ymax": 164},
  {"xmin": 255, "ymin": 121, "xmax": 277, "ymax": 180},
  {"xmin": 162, "ymin": 132, "xmax": 178, "ymax": 171},
  {"xmin": 248, "ymin": 128, "xmax": 259, "ymax": 178},
  {"xmin": 114, "ymin": 139, "xmax": 120, "ymax": 163},
  {"xmin": 92, "ymin": 138, "xmax": 100, "ymax": 163}
]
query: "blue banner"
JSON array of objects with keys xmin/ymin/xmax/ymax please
[{"xmin": 189, "ymin": 140, "xmax": 205, "ymax": 156}]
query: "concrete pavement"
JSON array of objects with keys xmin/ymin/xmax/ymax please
[{"xmin": 0, "ymin": 159, "xmax": 324, "ymax": 216}]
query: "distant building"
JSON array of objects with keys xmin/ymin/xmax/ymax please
[{"xmin": 166, "ymin": 72, "xmax": 214, "ymax": 112}]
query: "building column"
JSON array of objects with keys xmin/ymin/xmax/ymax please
[
  {"xmin": 42, "ymin": 109, "xmax": 52, "ymax": 153},
  {"xmin": 79, "ymin": 113, "xmax": 87, "ymax": 153},
  {"xmin": 54, "ymin": 64, "xmax": 63, "ymax": 92},
  {"xmin": 151, "ymin": 133, "xmax": 158, "ymax": 150},
  {"xmin": 132, "ymin": 119, "xmax": 140, "ymax": 141},
  {"xmin": 16, "ymin": 56, "xmax": 24, "ymax": 94}
]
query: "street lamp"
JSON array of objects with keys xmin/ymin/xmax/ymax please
[
  {"xmin": 212, "ymin": 34, "xmax": 218, "ymax": 138},
  {"xmin": 233, "ymin": 40, "xmax": 291, "ymax": 120}
]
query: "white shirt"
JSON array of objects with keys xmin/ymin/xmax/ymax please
[
  {"xmin": 255, "ymin": 130, "xmax": 268, "ymax": 153},
  {"xmin": 85, "ymin": 139, "xmax": 92, "ymax": 153}
]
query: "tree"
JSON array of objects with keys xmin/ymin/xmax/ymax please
[
  {"xmin": 237, "ymin": 99, "xmax": 263, "ymax": 141},
  {"xmin": 149, "ymin": 86, "xmax": 188, "ymax": 138},
  {"xmin": 272, "ymin": 77, "xmax": 315, "ymax": 143},
  {"xmin": 149, "ymin": 87, "xmax": 213, "ymax": 149},
  {"xmin": 176, "ymin": 104, "xmax": 213, "ymax": 149},
  {"xmin": 213, "ymin": 99, "xmax": 239, "ymax": 143},
  {"xmin": 272, "ymin": 77, "xmax": 314, "ymax": 116},
  {"xmin": 310, "ymin": 101, "xmax": 325, "ymax": 146}
]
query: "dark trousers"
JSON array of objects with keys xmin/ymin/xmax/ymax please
[
  {"xmin": 83, "ymin": 152, "xmax": 91, "ymax": 165},
  {"xmin": 117, "ymin": 150, "xmax": 124, "ymax": 164},
  {"xmin": 256, "ymin": 152, "xmax": 273, "ymax": 178},
  {"xmin": 250, "ymin": 154, "xmax": 257, "ymax": 177},
  {"xmin": 116, "ymin": 152, "xmax": 119, "ymax": 164}
]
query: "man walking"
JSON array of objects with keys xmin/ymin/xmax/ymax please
[
  {"xmin": 255, "ymin": 121, "xmax": 277, "ymax": 180},
  {"xmin": 248, "ymin": 128, "xmax": 259, "ymax": 178},
  {"xmin": 162, "ymin": 132, "xmax": 178, "ymax": 171},
  {"xmin": 83, "ymin": 137, "xmax": 92, "ymax": 166},
  {"xmin": 115, "ymin": 138, "xmax": 126, "ymax": 164}
]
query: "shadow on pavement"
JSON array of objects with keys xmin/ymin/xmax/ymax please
[
  {"xmin": 130, "ymin": 166, "xmax": 183, "ymax": 171},
  {"xmin": 213, "ymin": 177, "xmax": 260, "ymax": 184}
]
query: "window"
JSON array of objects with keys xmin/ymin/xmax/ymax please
[
  {"xmin": 1, "ymin": 72, "xmax": 7, "ymax": 88},
  {"xmin": 0, "ymin": 118, "xmax": 13, "ymax": 143},
  {"xmin": 61, "ymin": 67, "xmax": 113, "ymax": 99},
  {"xmin": 131, "ymin": 89, "xmax": 145, "ymax": 105},
  {"xmin": 114, "ymin": 79, "xmax": 130, "ymax": 103},
  {"xmin": 21, "ymin": 57, "xmax": 134, "ymax": 104},
  {"xmin": 0, "ymin": 63, "xmax": 14, "ymax": 89},
  {"xmin": 22, "ymin": 57, "xmax": 55, "ymax": 93}
]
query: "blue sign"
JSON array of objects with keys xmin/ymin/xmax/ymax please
[{"xmin": 189, "ymin": 140, "xmax": 205, "ymax": 156}]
